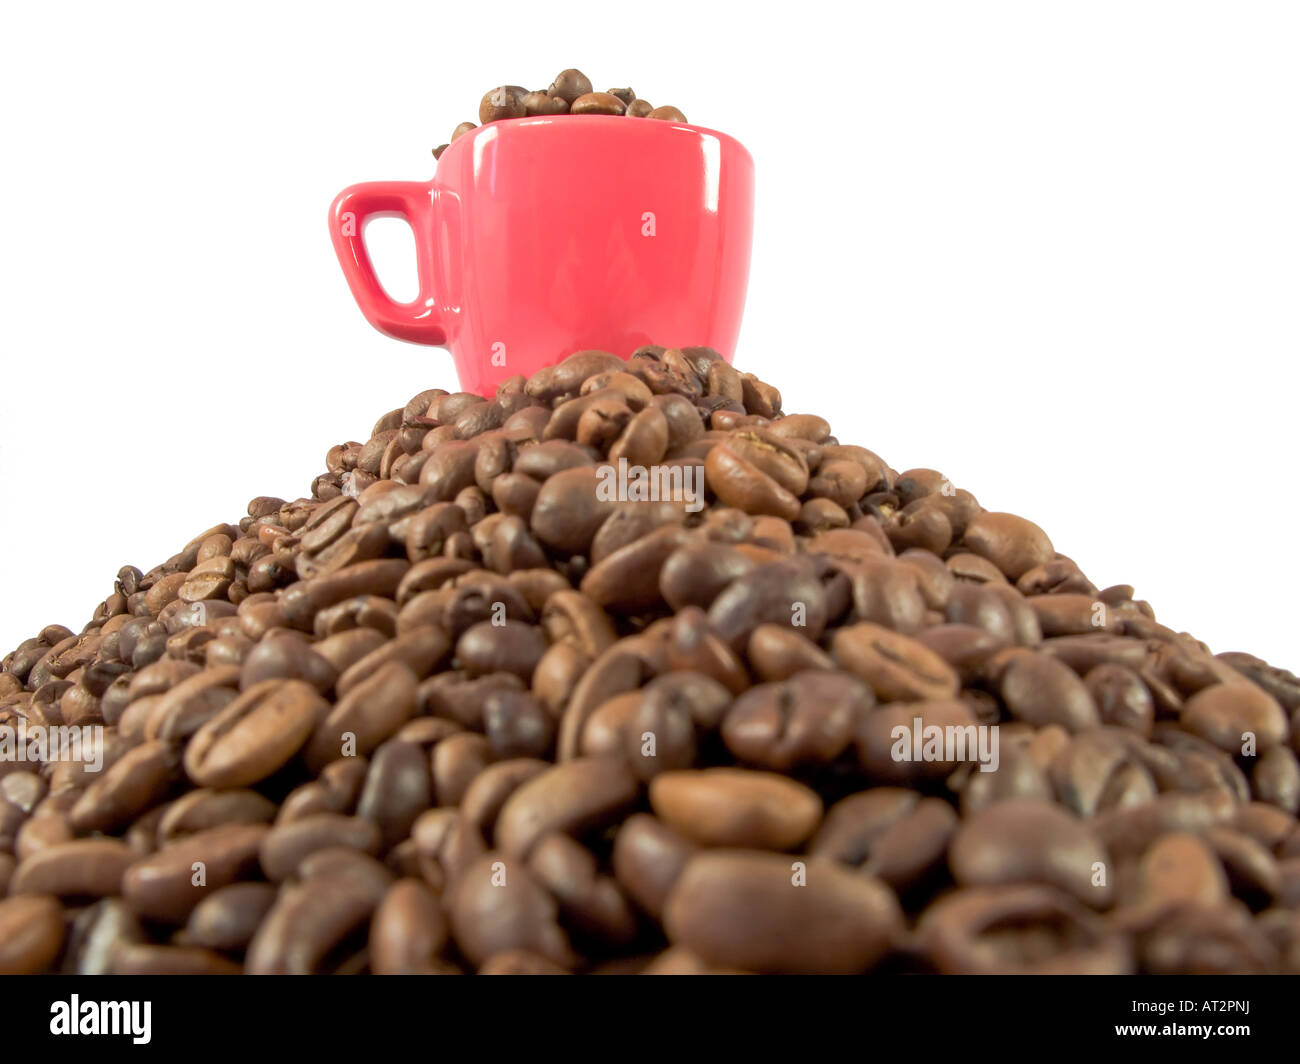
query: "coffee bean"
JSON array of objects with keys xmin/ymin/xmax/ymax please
[
  {"xmin": 1182, "ymin": 681, "xmax": 1288, "ymax": 754},
  {"xmin": 259, "ymin": 813, "xmax": 382, "ymax": 882},
  {"xmin": 184, "ymin": 679, "xmax": 326, "ymax": 788},
  {"xmin": 570, "ymin": 91, "xmax": 626, "ymax": 116},
  {"xmin": 918, "ymin": 885, "xmax": 1132, "ymax": 974},
  {"xmin": 370, "ymin": 877, "xmax": 448, "ymax": 974},
  {"xmin": 497, "ymin": 757, "xmax": 638, "ymax": 858},
  {"xmin": 832, "ymin": 623, "xmax": 959, "ymax": 702},
  {"xmin": 721, "ymin": 671, "xmax": 865, "ymax": 771},
  {"xmin": 0, "ymin": 895, "xmax": 65, "ymax": 974},
  {"xmin": 664, "ymin": 851, "xmax": 901, "ymax": 974},
  {"xmin": 448, "ymin": 851, "xmax": 575, "ymax": 969},
  {"xmin": 6, "ymin": 346, "xmax": 1297, "ymax": 974},
  {"xmin": 11, "ymin": 838, "xmax": 135, "ymax": 899},
  {"xmin": 69, "ymin": 740, "xmax": 178, "ymax": 834},
  {"xmin": 999, "ymin": 652, "xmax": 1100, "ymax": 732},
  {"xmin": 548, "ymin": 68, "xmax": 592, "ymax": 104},
  {"xmin": 479, "ymin": 86, "xmax": 526, "ymax": 123},
  {"xmin": 649, "ymin": 768, "xmax": 822, "ymax": 849},
  {"xmin": 304, "ymin": 662, "xmax": 417, "ymax": 772},
  {"xmin": 949, "ymin": 798, "xmax": 1112, "ymax": 907},
  {"xmin": 123, "ymin": 823, "xmax": 268, "ymax": 923},
  {"xmin": 245, "ymin": 876, "xmax": 380, "ymax": 975}
]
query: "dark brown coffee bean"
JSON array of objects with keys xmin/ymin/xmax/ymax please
[
  {"xmin": 158, "ymin": 788, "xmax": 277, "ymax": 841},
  {"xmin": 122, "ymin": 823, "xmax": 268, "ymax": 923},
  {"xmin": 457, "ymin": 620, "xmax": 547, "ymax": 681},
  {"xmin": 854, "ymin": 698, "xmax": 981, "ymax": 783},
  {"xmin": 548, "ymin": 68, "xmax": 592, "ymax": 104},
  {"xmin": 245, "ymin": 876, "xmax": 379, "ymax": 975},
  {"xmin": 356, "ymin": 740, "xmax": 433, "ymax": 849},
  {"xmin": 999, "ymin": 652, "xmax": 1100, "ymax": 732},
  {"xmin": 1084, "ymin": 662, "xmax": 1155, "ymax": 736},
  {"xmin": 69, "ymin": 740, "xmax": 178, "ymax": 834},
  {"xmin": 721, "ymin": 671, "xmax": 865, "ymax": 771},
  {"xmin": 949, "ymin": 798, "xmax": 1112, "ymax": 907},
  {"xmin": 448, "ymin": 850, "xmax": 575, "ymax": 969},
  {"xmin": 260, "ymin": 813, "xmax": 382, "ymax": 882},
  {"xmin": 708, "ymin": 558, "xmax": 831, "ymax": 651},
  {"xmin": 184, "ymin": 679, "xmax": 326, "ymax": 788},
  {"xmin": 1254, "ymin": 745, "xmax": 1300, "ymax": 813},
  {"xmin": 918, "ymin": 885, "xmax": 1132, "ymax": 974},
  {"xmin": 832, "ymin": 623, "xmax": 959, "ymax": 702},
  {"xmin": 522, "ymin": 91, "xmax": 568, "ymax": 116},
  {"xmin": 497, "ymin": 757, "xmax": 639, "ymax": 858},
  {"xmin": 304, "ymin": 661, "xmax": 417, "ymax": 772},
  {"xmin": 240, "ymin": 635, "xmax": 336, "ymax": 692}
]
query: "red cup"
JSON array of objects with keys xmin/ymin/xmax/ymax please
[{"xmin": 329, "ymin": 116, "xmax": 754, "ymax": 395}]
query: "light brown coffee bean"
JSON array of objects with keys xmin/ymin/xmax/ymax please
[
  {"xmin": 649, "ymin": 768, "xmax": 822, "ymax": 850},
  {"xmin": 664, "ymin": 850, "xmax": 902, "ymax": 974}
]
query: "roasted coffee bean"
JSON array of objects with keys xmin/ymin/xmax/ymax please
[
  {"xmin": 11, "ymin": 839, "xmax": 135, "ymax": 899},
  {"xmin": 123, "ymin": 823, "xmax": 268, "ymax": 923},
  {"xmin": 832, "ymin": 623, "xmax": 959, "ymax": 702},
  {"xmin": 999, "ymin": 652, "xmax": 1100, "ymax": 732},
  {"xmin": 5, "ymin": 346, "xmax": 1297, "ymax": 974},
  {"xmin": 650, "ymin": 768, "xmax": 822, "ymax": 849},
  {"xmin": 69, "ymin": 740, "xmax": 178, "ymax": 834},
  {"xmin": 1181, "ymin": 681, "xmax": 1288, "ymax": 754},
  {"xmin": 548, "ymin": 68, "xmax": 593, "ymax": 104},
  {"xmin": 246, "ymin": 876, "xmax": 380, "ymax": 975},
  {"xmin": 0, "ymin": 895, "xmax": 66, "ymax": 974},
  {"xmin": 158, "ymin": 788, "xmax": 277, "ymax": 841},
  {"xmin": 455, "ymin": 620, "xmax": 547, "ymax": 682},
  {"xmin": 370, "ymin": 877, "xmax": 449, "ymax": 974},
  {"xmin": 570, "ymin": 91, "xmax": 626, "ymax": 115},
  {"xmin": 356, "ymin": 740, "xmax": 433, "ymax": 849},
  {"xmin": 664, "ymin": 851, "xmax": 901, "ymax": 974},
  {"xmin": 528, "ymin": 831, "xmax": 637, "ymax": 945},
  {"xmin": 721, "ymin": 671, "xmax": 865, "ymax": 771},
  {"xmin": 854, "ymin": 699, "xmax": 979, "ymax": 783},
  {"xmin": 448, "ymin": 851, "xmax": 575, "ymax": 969},
  {"xmin": 260, "ymin": 813, "xmax": 382, "ymax": 882},
  {"xmin": 949, "ymin": 799, "xmax": 1112, "ymax": 907},
  {"xmin": 185, "ymin": 679, "xmax": 326, "ymax": 788},
  {"xmin": 304, "ymin": 662, "xmax": 417, "ymax": 772},
  {"xmin": 497, "ymin": 757, "xmax": 638, "ymax": 858},
  {"xmin": 919, "ymin": 885, "xmax": 1132, "ymax": 974}
]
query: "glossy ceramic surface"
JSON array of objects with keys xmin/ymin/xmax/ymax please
[{"xmin": 330, "ymin": 116, "xmax": 754, "ymax": 395}]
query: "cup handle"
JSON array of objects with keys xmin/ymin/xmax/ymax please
[{"xmin": 329, "ymin": 181, "xmax": 446, "ymax": 345}]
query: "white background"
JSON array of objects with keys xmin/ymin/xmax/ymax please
[{"xmin": 1, "ymin": 2, "xmax": 1296, "ymax": 667}]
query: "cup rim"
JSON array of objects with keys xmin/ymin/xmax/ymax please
[{"xmin": 437, "ymin": 114, "xmax": 753, "ymax": 171}]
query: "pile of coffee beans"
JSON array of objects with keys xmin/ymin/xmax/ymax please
[
  {"xmin": 3, "ymin": 346, "xmax": 1300, "ymax": 975},
  {"xmin": 432, "ymin": 69, "xmax": 689, "ymax": 159}
]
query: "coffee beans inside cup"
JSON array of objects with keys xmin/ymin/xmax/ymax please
[
  {"xmin": 431, "ymin": 69, "xmax": 690, "ymax": 159},
  {"xmin": 3, "ymin": 346, "xmax": 1300, "ymax": 975}
]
